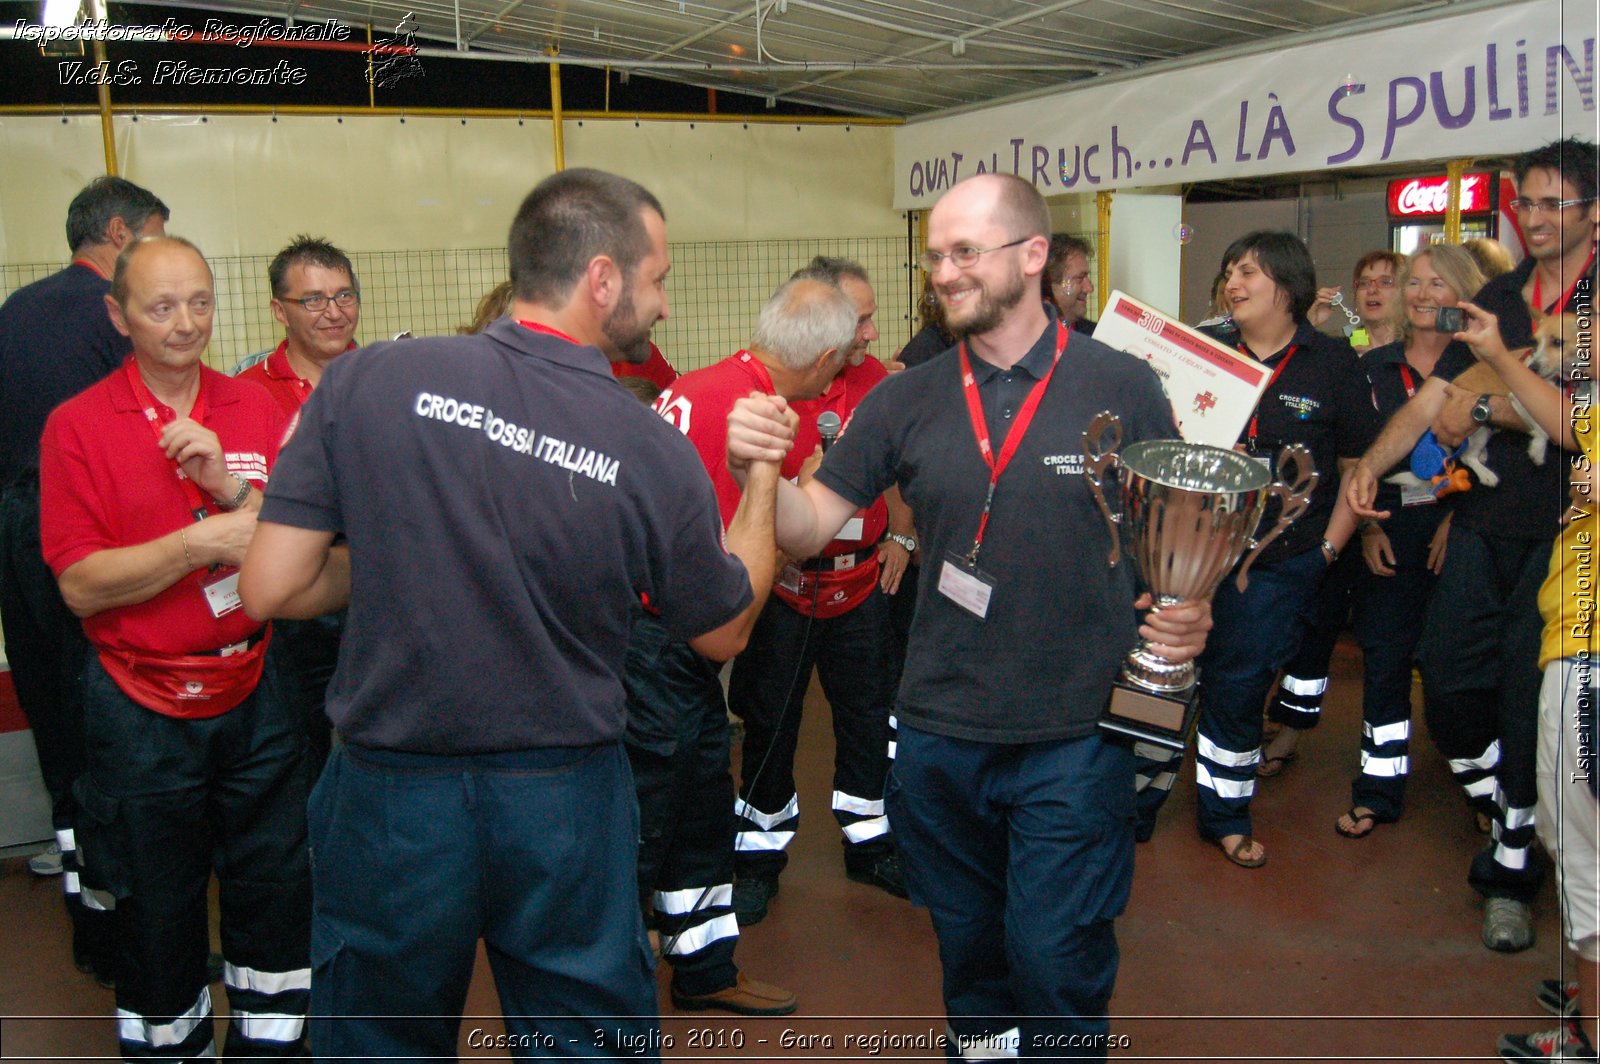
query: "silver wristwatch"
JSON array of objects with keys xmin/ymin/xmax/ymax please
[{"xmin": 885, "ymin": 532, "xmax": 917, "ymax": 553}]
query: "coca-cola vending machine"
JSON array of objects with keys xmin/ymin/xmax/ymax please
[{"xmin": 1387, "ymin": 171, "xmax": 1507, "ymax": 255}]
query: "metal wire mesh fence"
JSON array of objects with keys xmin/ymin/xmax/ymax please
[{"xmin": 1, "ymin": 235, "xmax": 917, "ymax": 375}]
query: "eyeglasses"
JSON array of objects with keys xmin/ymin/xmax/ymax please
[
  {"xmin": 1354, "ymin": 276, "xmax": 1396, "ymax": 291},
  {"xmin": 1508, "ymin": 197, "xmax": 1591, "ymax": 215},
  {"xmin": 920, "ymin": 238, "xmax": 1029, "ymax": 271},
  {"xmin": 283, "ymin": 289, "xmax": 359, "ymax": 312}
]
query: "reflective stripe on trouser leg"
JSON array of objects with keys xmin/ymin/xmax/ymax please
[
  {"xmin": 734, "ymin": 793, "xmax": 799, "ymax": 855},
  {"xmin": 1269, "ymin": 673, "xmax": 1328, "ymax": 730},
  {"xmin": 118, "ymin": 985, "xmax": 217, "ymax": 1061},
  {"xmin": 223, "ymin": 962, "xmax": 310, "ymax": 1048},
  {"xmin": 1448, "ymin": 739, "xmax": 1502, "ymax": 812},
  {"xmin": 653, "ymin": 883, "xmax": 739, "ymax": 960},
  {"xmin": 1353, "ymin": 719, "xmax": 1411, "ymax": 820},
  {"xmin": 834, "ymin": 790, "xmax": 889, "ymax": 845}
]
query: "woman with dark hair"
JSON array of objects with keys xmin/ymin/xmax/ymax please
[
  {"xmin": 1133, "ymin": 231, "xmax": 1379, "ymax": 868},
  {"xmin": 895, "ymin": 273, "xmax": 957, "ymax": 369},
  {"xmin": 1260, "ymin": 245, "xmax": 1485, "ymax": 839}
]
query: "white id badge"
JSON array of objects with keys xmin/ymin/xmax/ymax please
[
  {"xmin": 1250, "ymin": 455, "xmax": 1274, "ymax": 474},
  {"xmin": 834, "ymin": 516, "xmax": 865, "ymax": 542},
  {"xmin": 202, "ymin": 571, "xmax": 242, "ymax": 618},
  {"xmin": 937, "ymin": 552, "xmax": 995, "ymax": 620},
  {"xmin": 1400, "ymin": 479, "xmax": 1439, "ymax": 507}
]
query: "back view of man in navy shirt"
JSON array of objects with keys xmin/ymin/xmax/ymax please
[
  {"xmin": 241, "ymin": 168, "xmax": 783, "ymax": 1060},
  {"xmin": 0, "ymin": 176, "xmax": 168, "ymax": 984}
]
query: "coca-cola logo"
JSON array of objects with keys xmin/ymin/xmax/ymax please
[{"xmin": 1388, "ymin": 174, "xmax": 1490, "ymax": 217}]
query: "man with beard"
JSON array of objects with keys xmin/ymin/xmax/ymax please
[
  {"xmin": 724, "ymin": 173, "xmax": 1213, "ymax": 1059},
  {"xmin": 239, "ymin": 168, "xmax": 784, "ymax": 1058}
]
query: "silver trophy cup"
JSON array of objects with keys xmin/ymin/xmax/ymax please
[{"xmin": 1081, "ymin": 412, "xmax": 1317, "ymax": 749}]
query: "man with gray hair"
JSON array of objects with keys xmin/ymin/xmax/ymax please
[
  {"xmin": 728, "ymin": 256, "xmax": 913, "ymax": 924},
  {"xmin": 0, "ymin": 175, "xmax": 168, "ymax": 984},
  {"xmin": 627, "ymin": 275, "xmax": 856, "ymax": 1016}
]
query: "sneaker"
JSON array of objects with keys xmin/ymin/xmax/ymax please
[
  {"xmin": 1498, "ymin": 1023, "xmax": 1598, "ymax": 1061},
  {"xmin": 27, "ymin": 842, "xmax": 63, "ymax": 876},
  {"xmin": 1485, "ymin": 898, "xmax": 1536, "ymax": 953},
  {"xmin": 731, "ymin": 875, "xmax": 778, "ymax": 927},
  {"xmin": 1539, "ymin": 979, "xmax": 1582, "ymax": 1018},
  {"xmin": 845, "ymin": 850, "xmax": 909, "ymax": 899},
  {"xmin": 671, "ymin": 973, "xmax": 797, "ymax": 1016}
]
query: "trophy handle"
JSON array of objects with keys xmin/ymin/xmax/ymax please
[
  {"xmin": 1234, "ymin": 444, "xmax": 1318, "ymax": 592},
  {"xmin": 1081, "ymin": 412, "xmax": 1124, "ymax": 566}
]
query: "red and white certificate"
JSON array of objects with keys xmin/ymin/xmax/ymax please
[{"xmin": 1092, "ymin": 291, "xmax": 1270, "ymax": 449}]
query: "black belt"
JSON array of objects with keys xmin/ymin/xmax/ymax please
[
  {"xmin": 800, "ymin": 543, "xmax": 879, "ymax": 572},
  {"xmin": 196, "ymin": 629, "xmax": 266, "ymax": 657}
]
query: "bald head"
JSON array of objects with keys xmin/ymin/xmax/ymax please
[
  {"xmin": 110, "ymin": 235, "xmax": 211, "ymax": 308},
  {"xmin": 934, "ymin": 174, "xmax": 1051, "ymax": 245},
  {"xmin": 105, "ymin": 237, "xmax": 217, "ymax": 368}
]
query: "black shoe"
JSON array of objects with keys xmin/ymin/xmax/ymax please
[
  {"xmin": 845, "ymin": 850, "xmax": 909, "ymax": 899},
  {"xmin": 732, "ymin": 875, "xmax": 778, "ymax": 926}
]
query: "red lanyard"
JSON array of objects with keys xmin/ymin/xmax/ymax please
[
  {"xmin": 1398, "ymin": 364, "xmax": 1418, "ymax": 398},
  {"xmin": 1532, "ymin": 246, "xmax": 1596, "ymax": 315},
  {"xmin": 124, "ymin": 359, "xmax": 212, "ymax": 519},
  {"xmin": 735, "ymin": 351, "xmax": 776, "ymax": 394},
  {"xmin": 957, "ymin": 320, "xmax": 1070, "ymax": 565},
  {"xmin": 516, "ymin": 320, "xmax": 580, "ymax": 345},
  {"xmin": 72, "ymin": 258, "xmax": 108, "ymax": 279},
  {"xmin": 1243, "ymin": 343, "xmax": 1298, "ymax": 450}
]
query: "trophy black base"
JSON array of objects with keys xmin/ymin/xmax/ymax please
[{"xmin": 1097, "ymin": 677, "xmax": 1201, "ymax": 752}]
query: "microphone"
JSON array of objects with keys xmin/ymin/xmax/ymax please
[{"xmin": 816, "ymin": 411, "xmax": 842, "ymax": 452}]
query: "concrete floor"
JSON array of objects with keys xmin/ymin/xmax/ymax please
[{"xmin": 0, "ymin": 639, "xmax": 1573, "ymax": 1060}]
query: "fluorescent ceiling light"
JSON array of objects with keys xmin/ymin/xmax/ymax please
[{"xmin": 42, "ymin": 0, "xmax": 81, "ymax": 27}]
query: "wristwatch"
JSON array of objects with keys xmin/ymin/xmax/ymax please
[
  {"xmin": 885, "ymin": 532, "xmax": 917, "ymax": 553},
  {"xmin": 1471, "ymin": 394, "xmax": 1493, "ymax": 425}
]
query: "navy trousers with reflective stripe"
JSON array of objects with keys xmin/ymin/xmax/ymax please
[
  {"xmin": 624, "ymin": 615, "xmax": 741, "ymax": 998},
  {"xmin": 77, "ymin": 651, "xmax": 310, "ymax": 1061},
  {"xmin": 1139, "ymin": 547, "xmax": 1325, "ymax": 841},
  {"xmin": 728, "ymin": 589, "xmax": 896, "ymax": 879},
  {"xmin": 888, "ymin": 725, "xmax": 1133, "ymax": 1060},
  {"xmin": 1417, "ymin": 522, "xmax": 1549, "ymax": 902}
]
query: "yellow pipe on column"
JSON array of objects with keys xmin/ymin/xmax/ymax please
[
  {"xmin": 1444, "ymin": 158, "xmax": 1468, "ymax": 244},
  {"xmin": 91, "ymin": 35, "xmax": 117, "ymax": 175},
  {"xmin": 1094, "ymin": 191, "xmax": 1113, "ymax": 315},
  {"xmin": 548, "ymin": 47, "xmax": 565, "ymax": 171}
]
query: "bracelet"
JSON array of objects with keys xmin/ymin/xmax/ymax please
[
  {"xmin": 1321, "ymin": 538, "xmax": 1339, "ymax": 562},
  {"xmin": 221, "ymin": 474, "xmax": 251, "ymax": 511},
  {"xmin": 180, "ymin": 526, "xmax": 194, "ymax": 570}
]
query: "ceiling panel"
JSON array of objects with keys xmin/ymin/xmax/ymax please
[{"xmin": 126, "ymin": 0, "xmax": 1455, "ymax": 118}]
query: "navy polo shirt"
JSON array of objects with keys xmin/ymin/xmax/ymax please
[
  {"xmin": 1202, "ymin": 321, "xmax": 1379, "ymax": 562},
  {"xmin": 260, "ymin": 317, "xmax": 753, "ymax": 754},
  {"xmin": 1362, "ymin": 339, "xmax": 1476, "ymax": 514},
  {"xmin": 1445, "ymin": 256, "xmax": 1594, "ymax": 539},
  {"xmin": 816, "ymin": 321, "xmax": 1176, "ymax": 743},
  {"xmin": 0, "ymin": 263, "xmax": 130, "ymax": 486}
]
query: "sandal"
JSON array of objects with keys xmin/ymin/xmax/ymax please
[
  {"xmin": 1335, "ymin": 806, "xmax": 1383, "ymax": 839},
  {"xmin": 1256, "ymin": 751, "xmax": 1298, "ymax": 778},
  {"xmin": 1217, "ymin": 834, "xmax": 1267, "ymax": 868}
]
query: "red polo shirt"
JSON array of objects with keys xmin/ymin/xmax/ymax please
[
  {"xmin": 238, "ymin": 339, "xmax": 356, "ymax": 416},
  {"xmin": 653, "ymin": 352, "xmax": 888, "ymax": 618},
  {"xmin": 40, "ymin": 359, "xmax": 290, "ymax": 715}
]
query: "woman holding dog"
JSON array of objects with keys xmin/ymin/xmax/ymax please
[{"xmin": 1266, "ymin": 245, "xmax": 1485, "ymax": 839}]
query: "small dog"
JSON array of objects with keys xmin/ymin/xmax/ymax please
[{"xmin": 1391, "ymin": 312, "xmax": 1583, "ymax": 490}]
